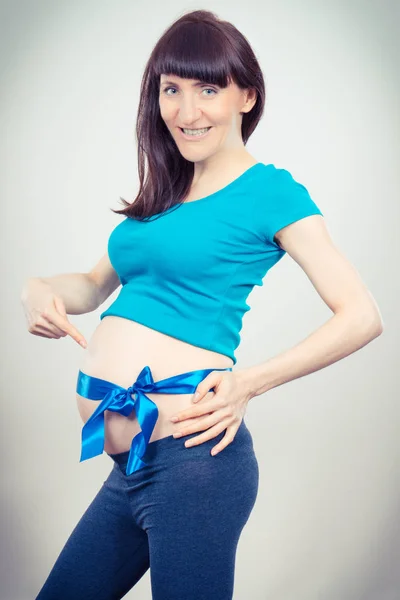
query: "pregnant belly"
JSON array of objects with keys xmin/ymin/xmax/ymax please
[{"xmin": 76, "ymin": 315, "xmax": 234, "ymax": 454}]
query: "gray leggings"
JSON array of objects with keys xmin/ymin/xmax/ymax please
[{"xmin": 35, "ymin": 419, "xmax": 259, "ymax": 600}]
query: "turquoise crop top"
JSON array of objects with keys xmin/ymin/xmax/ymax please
[{"xmin": 100, "ymin": 162, "xmax": 323, "ymax": 365}]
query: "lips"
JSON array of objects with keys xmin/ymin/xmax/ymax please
[
  {"xmin": 179, "ymin": 127, "xmax": 211, "ymax": 131},
  {"xmin": 178, "ymin": 127, "xmax": 213, "ymax": 140}
]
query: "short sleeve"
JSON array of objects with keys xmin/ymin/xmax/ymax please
[{"xmin": 256, "ymin": 166, "xmax": 323, "ymax": 247}]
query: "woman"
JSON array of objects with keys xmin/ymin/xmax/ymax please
[{"xmin": 21, "ymin": 9, "xmax": 383, "ymax": 600}]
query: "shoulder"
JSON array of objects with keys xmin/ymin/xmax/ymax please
[
  {"xmin": 256, "ymin": 163, "xmax": 308, "ymax": 190},
  {"xmin": 253, "ymin": 163, "xmax": 324, "ymax": 247},
  {"xmin": 256, "ymin": 163, "xmax": 321, "ymax": 208}
]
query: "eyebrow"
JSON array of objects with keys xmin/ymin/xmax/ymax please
[{"xmin": 160, "ymin": 79, "xmax": 213, "ymax": 87}]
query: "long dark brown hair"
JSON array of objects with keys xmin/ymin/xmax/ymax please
[{"xmin": 112, "ymin": 9, "xmax": 266, "ymax": 221}]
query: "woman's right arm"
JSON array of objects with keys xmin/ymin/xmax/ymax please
[
  {"xmin": 32, "ymin": 253, "xmax": 121, "ymax": 315},
  {"xmin": 21, "ymin": 253, "xmax": 121, "ymax": 347}
]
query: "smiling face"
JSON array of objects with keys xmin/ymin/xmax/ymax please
[{"xmin": 159, "ymin": 74, "xmax": 256, "ymax": 165}]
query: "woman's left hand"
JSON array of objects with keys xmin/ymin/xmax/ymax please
[{"xmin": 170, "ymin": 369, "xmax": 255, "ymax": 456}]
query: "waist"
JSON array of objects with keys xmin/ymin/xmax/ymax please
[{"xmin": 76, "ymin": 359, "xmax": 233, "ymax": 475}]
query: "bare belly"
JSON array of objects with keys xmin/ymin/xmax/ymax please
[{"xmin": 76, "ymin": 316, "xmax": 234, "ymax": 454}]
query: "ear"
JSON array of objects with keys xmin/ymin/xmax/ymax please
[{"xmin": 241, "ymin": 87, "xmax": 257, "ymax": 113}]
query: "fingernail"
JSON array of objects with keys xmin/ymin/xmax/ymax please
[
  {"xmin": 193, "ymin": 392, "xmax": 200, "ymax": 403},
  {"xmin": 79, "ymin": 341, "xmax": 87, "ymax": 348},
  {"xmin": 170, "ymin": 416, "xmax": 178, "ymax": 422}
]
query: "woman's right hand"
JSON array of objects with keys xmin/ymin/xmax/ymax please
[{"xmin": 21, "ymin": 278, "xmax": 87, "ymax": 348}]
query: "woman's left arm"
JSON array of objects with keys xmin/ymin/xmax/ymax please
[
  {"xmin": 170, "ymin": 214, "xmax": 384, "ymax": 455},
  {"xmin": 240, "ymin": 214, "xmax": 384, "ymax": 399}
]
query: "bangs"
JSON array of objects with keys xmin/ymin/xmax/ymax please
[{"xmin": 152, "ymin": 21, "xmax": 234, "ymax": 88}]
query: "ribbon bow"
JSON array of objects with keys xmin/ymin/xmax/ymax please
[{"xmin": 76, "ymin": 365, "xmax": 232, "ymax": 475}]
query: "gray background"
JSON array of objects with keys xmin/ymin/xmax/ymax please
[{"xmin": 1, "ymin": 1, "xmax": 398, "ymax": 598}]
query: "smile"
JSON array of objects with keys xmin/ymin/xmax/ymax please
[{"xmin": 179, "ymin": 127, "xmax": 212, "ymax": 140}]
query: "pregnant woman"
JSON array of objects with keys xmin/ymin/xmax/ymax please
[{"xmin": 21, "ymin": 9, "xmax": 383, "ymax": 600}]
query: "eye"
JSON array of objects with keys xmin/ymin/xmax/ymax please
[
  {"xmin": 202, "ymin": 88, "xmax": 217, "ymax": 96},
  {"xmin": 162, "ymin": 86, "xmax": 218, "ymax": 96}
]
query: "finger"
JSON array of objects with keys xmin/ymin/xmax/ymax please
[
  {"xmin": 183, "ymin": 418, "xmax": 232, "ymax": 448},
  {"xmin": 31, "ymin": 326, "xmax": 59, "ymax": 339},
  {"xmin": 41, "ymin": 309, "xmax": 82, "ymax": 340},
  {"xmin": 34, "ymin": 324, "xmax": 63, "ymax": 338},
  {"xmin": 177, "ymin": 406, "xmax": 233, "ymax": 435},
  {"xmin": 192, "ymin": 370, "xmax": 224, "ymax": 403},
  {"xmin": 173, "ymin": 409, "xmax": 217, "ymax": 437},
  {"xmin": 210, "ymin": 423, "xmax": 241, "ymax": 456},
  {"xmin": 31, "ymin": 330, "xmax": 56, "ymax": 339},
  {"xmin": 192, "ymin": 369, "xmax": 231, "ymax": 403},
  {"xmin": 203, "ymin": 390, "xmax": 216, "ymax": 400},
  {"xmin": 42, "ymin": 309, "xmax": 87, "ymax": 347},
  {"xmin": 189, "ymin": 390, "xmax": 215, "ymax": 406},
  {"xmin": 171, "ymin": 394, "xmax": 227, "ymax": 424},
  {"xmin": 35, "ymin": 315, "xmax": 68, "ymax": 337}
]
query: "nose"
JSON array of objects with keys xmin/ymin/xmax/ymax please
[{"xmin": 178, "ymin": 95, "xmax": 202, "ymax": 126}]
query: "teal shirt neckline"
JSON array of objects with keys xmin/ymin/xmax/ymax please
[{"xmin": 177, "ymin": 162, "xmax": 264, "ymax": 206}]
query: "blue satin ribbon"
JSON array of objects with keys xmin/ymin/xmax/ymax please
[{"xmin": 76, "ymin": 365, "xmax": 232, "ymax": 475}]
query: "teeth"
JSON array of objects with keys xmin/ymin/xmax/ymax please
[{"xmin": 182, "ymin": 127, "xmax": 210, "ymax": 136}]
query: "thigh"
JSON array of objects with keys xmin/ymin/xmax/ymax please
[
  {"xmin": 35, "ymin": 464, "xmax": 150, "ymax": 600},
  {"xmin": 147, "ymin": 428, "xmax": 259, "ymax": 600}
]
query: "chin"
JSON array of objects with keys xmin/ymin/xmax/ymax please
[{"xmin": 180, "ymin": 151, "xmax": 213, "ymax": 162}]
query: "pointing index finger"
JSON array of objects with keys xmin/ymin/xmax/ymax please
[{"xmin": 42, "ymin": 311, "xmax": 87, "ymax": 347}]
